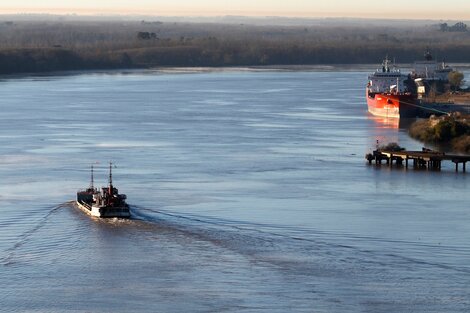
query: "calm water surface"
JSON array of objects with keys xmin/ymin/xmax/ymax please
[{"xmin": 0, "ymin": 69, "xmax": 469, "ymax": 312}]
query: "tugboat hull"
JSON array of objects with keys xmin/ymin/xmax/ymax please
[{"xmin": 76, "ymin": 200, "xmax": 130, "ymax": 218}]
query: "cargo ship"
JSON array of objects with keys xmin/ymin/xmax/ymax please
[
  {"xmin": 367, "ymin": 57, "xmax": 417, "ymax": 118},
  {"xmin": 412, "ymin": 50, "xmax": 453, "ymax": 82},
  {"xmin": 76, "ymin": 163, "xmax": 130, "ymax": 218}
]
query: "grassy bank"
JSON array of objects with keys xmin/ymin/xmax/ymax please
[{"xmin": 409, "ymin": 113, "xmax": 470, "ymax": 153}]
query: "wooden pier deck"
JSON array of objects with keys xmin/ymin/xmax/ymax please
[{"xmin": 366, "ymin": 148, "xmax": 470, "ymax": 172}]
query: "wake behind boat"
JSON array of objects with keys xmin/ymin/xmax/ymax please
[{"xmin": 76, "ymin": 163, "xmax": 130, "ymax": 218}]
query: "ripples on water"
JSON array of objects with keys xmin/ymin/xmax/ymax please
[{"xmin": 1, "ymin": 69, "xmax": 470, "ymax": 312}]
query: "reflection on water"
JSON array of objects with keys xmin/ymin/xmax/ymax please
[
  {"xmin": 367, "ymin": 114, "xmax": 418, "ymax": 130},
  {"xmin": 369, "ymin": 115, "xmax": 401, "ymax": 129}
]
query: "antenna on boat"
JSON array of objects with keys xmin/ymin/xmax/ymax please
[
  {"xmin": 109, "ymin": 162, "xmax": 113, "ymax": 187},
  {"xmin": 107, "ymin": 161, "xmax": 114, "ymax": 198},
  {"xmin": 90, "ymin": 164, "xmax": 94, "ymax": 190}
]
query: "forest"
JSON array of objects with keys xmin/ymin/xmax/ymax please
[{"xmin": 0, "ymin": 16, "xmax": 470, "ymax": 74}]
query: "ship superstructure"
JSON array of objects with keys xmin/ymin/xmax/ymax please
[
  {"xmin": 412, "ymin": 50, "xmax": 453, "ymax": 81},
  {"xmin": 412, "ymin": 50, "xmax": 454, "ymax": 99},
  {"xmin": 76, "ymin": 163, "xmax": 130, "ymax": 218}
]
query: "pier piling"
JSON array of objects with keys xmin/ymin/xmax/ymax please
[{"xmin": 366, "ymin": 149, "xmax": 470, "ymax": 173}]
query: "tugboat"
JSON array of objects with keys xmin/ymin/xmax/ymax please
[{"xmin": 76, "ymin": 163, "xmax": 130, "ymax": 218}]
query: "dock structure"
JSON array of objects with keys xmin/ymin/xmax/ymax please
[{"xmin": 366, "ymin": 148, "xmax": 470, "ymax": 172}]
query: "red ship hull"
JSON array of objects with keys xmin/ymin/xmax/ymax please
[{"xmin": 366, "ymin": 90, "xmax": 417, "ymax": 118}]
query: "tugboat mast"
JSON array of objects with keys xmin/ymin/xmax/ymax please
[
  {"xmin": 90, "ymin": 164, "xmax": 94, "ymax": 190},
  {"xmin": 109, "ymin": 162, "xmax": 113, "ymax": 192}
]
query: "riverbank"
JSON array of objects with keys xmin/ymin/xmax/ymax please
[
  {"xmin": 422, "ymin": 91, "xmax": 470, "ymax": 105},
  {"xmin": 409, "ymin": 113, "xmax": 470, "ymax": 153},
  {"xmin": 3, "ymin": 48, "xmax": 470, "ymax": 76}
]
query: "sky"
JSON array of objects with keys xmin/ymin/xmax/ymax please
[{"xmin": 1, "ymin": 0, "xmax": 470, "ymax": 20}]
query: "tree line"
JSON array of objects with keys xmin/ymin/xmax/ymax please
[{"xmin": 1, "ymin": 19, "xmax": 470, "ymax": 74}]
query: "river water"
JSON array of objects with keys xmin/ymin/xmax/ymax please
[{"xmin": 0, "ymin": 69, "xmax": 469, "ymax": 312}]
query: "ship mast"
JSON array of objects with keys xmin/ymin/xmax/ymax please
[
  {"xmin": 90, "ymin": 164, "xmax": 94, "ymax": 190},
  {"xmin": 108, "ymin": 162, "xmax": 114, "ymax": 200},
  {"xmin": 109, "ymin": 162, "xmax": 113, "ymax": 187}
]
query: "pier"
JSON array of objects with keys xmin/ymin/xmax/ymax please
[{"xmin": 366, "ymin": 148, "xmax": 470, "ymax": 172}]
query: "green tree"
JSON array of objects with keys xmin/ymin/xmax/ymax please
[
  {"xmin": 448, "ymin": 70, "xmax": 464, "ymax": 91},
  {"xmin": 434, "ymin": 120, "xmax": 453, "ymax": 141}
]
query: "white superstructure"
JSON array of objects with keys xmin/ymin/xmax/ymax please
[
  {"xmin": 368, "ymin": 57, "xmax": 408, "ymax": 94},
  {"xmin": 412, "ymin": 51, "xmax": 453, "ymax": 81}
]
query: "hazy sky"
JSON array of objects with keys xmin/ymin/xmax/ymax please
[{"xmin": 2, "ymin": 0, "xmax": 470, "ymax": 19}]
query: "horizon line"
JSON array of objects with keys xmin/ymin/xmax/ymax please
[{"xmin": 0, "ymin": 12, "xmax": 468, "ymax": 22}]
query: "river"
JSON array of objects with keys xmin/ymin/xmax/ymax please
[{"xmin": 0, "ymin": 68, "xmax": 469, "ymax": 312}]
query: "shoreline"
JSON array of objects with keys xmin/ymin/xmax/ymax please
[
  {"xmin": 2, "ymin": 63, "xmax": 470, "ymax": 80},
  {"xmin": 409, "ymin": 113, "xmax": 470, "ymax": 153}
]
